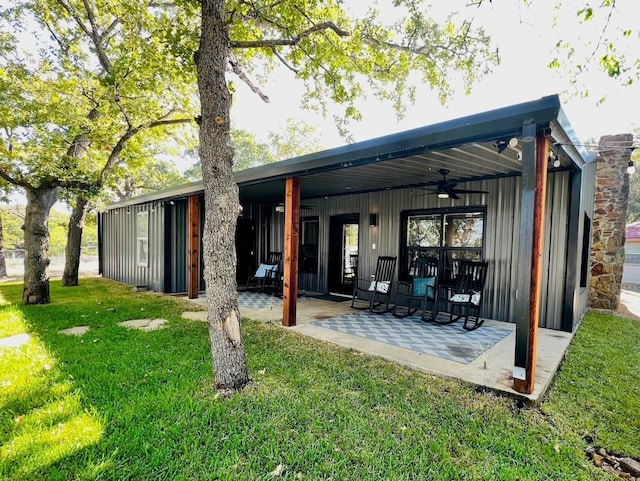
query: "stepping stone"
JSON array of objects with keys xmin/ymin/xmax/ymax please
[
  {"xmin": 118, "ymin": 319, "xmax": 168, "ymax": 331},
  {"xmin": 59, "ymin": 326, "xmax": 90, "ymax": 336},
  {"xmin": 0, "ymin": 333, "xmax": 30, "ymax": 348},
  {"xmin": 181, "ymin": 311, "xmax": 207, "ymax": 322}
]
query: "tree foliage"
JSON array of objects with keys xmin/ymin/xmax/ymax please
[
  {"xmin": 0, "ymin": 0, "xmax": 199, "ymax": 300},
  {"xmin": 626, "ymin": 130, "xmax": 640, "ymax": 222},
  {"xmin": 547, "ymin": 1, "xmax": 639, "ymax": 98}
]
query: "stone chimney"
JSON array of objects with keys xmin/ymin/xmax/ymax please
[{"xmin": 589, "ymin": 134, "xmax": 634, "ymax": 310}]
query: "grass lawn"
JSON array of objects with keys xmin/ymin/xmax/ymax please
[{"xmin": 0, "ymin": 278, "xmax": 637, "ymax": 480}]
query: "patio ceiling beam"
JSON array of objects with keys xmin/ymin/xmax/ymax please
[
  {"xmin": 283, "ymin": 177, "xmax": 300, "ymax": 327},
  {"xmin": 513, "ymin": 125, "xmax": 549, "ymax": 394}
]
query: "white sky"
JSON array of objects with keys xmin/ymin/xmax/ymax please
[{"xmin": 230, "ymin": 0, "xmax": 640, "ymax": 150}]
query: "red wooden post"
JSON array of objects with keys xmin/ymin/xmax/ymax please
[
  {"xmin": 283, "ymin": 177, "xmax": 300, "ymax": 327},
  {"xmin": 514, "ymin": 133, "xmax": 548, "ymax": 394},
  {"xmin": 187, "ymin": 195, "xmax": 200, "ymax": 299}
]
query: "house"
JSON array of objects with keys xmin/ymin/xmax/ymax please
[
  {"xmin": 625, "ymin": 221, "xmax": 640, "ymax": 264},
  {"xmin": 98, "ymin": 94, "xmax": 597, "ymax": 394}
]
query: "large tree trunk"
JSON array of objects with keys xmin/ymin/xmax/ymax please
[
  {"xmin": 62, "ymin": 195, "xmax": 90, "ymax": 286},
  {"xmin": 0, "ymin": 211, "xmax": 7, "ymax": 278},
  {"xmin": 22, "ymin": 185, "xmax": 59, "ymax": 304},
  {"xmin": 197, "ymin": 0, "xmax": 250, "ymax": 391}
]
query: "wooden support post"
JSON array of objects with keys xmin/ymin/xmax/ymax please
[
  {"xmin": 283, "ymin": 177, "xmax": 300, "ymax": 327},
  {"xmin": 187, "ymin": 195, "xmax": 200, "ymax": 299},
  {"xmin": 514, "ymin": 128, "xmax": 548, "ymax": 394}
]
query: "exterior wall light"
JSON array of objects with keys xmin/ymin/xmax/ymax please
[
  {"xmin": 628, "ymin": 161, "xmax": 636, "ymax": 175},
  {"xmin": 369, "ymin": 213, "xmax": 377, "ymax": 227}
]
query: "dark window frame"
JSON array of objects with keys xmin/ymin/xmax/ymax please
[{"xmin": 399, "ymin": 206, "xmax": 486, "ymax": 284}]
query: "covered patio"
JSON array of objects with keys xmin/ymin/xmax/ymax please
[
  {"xmin": 190, "ymin": 291, "xmax": 574, "ymax": 401},
  {"xmin": 102, "ymin": 95, "xmax": 594, "ymax": 398}
]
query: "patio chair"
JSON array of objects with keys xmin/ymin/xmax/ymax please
[
  {"xmin": 433, "ymin": 260, "xmax": 488, "ymax": 331},
  {"xmin": 351, "ymin": 256, "xmax": 397, "ymax": 313},
  {"xmin": 393, "ymin": 256, "xmax": 439, "ymax": 320},
  {"xmin": 246, "ymin": 252, "xmax": 282, "ymax": 293}
]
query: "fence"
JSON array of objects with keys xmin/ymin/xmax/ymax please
[{"xmin": 0, "ymin": 250, "xmax": 99, "ymax": 277}]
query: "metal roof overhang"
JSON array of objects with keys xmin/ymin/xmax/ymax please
[
  {"xmin": 235, "ymin": 94, "xmax": 587, "ymax": 203},
  {"xmin": 105, "ymin": 94, "xmax": 588, "ymax": 210}
]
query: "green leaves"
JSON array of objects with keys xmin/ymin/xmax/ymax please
[
  {"xmin": 227, "ymin": 1, "xmax": 498, "ymax": 127},
  {"xmin": 0, "ymin": 0, "xmax": 198, "ymax": 198}
]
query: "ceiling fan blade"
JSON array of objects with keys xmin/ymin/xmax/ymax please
[
  {"xmin": 449, "ymin": 192, "xmax": 461, "ymax": 200},
  {"xmin": 450, "ymin": 189, "xmax": 489, "ymax": 195}
]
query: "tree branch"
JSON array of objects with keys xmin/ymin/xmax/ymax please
[
  {"xmin": 0, "ymin": 167, "xmax": 30, "ymax": 189},
  {"xmin": 99, "ymin": 116, "xmax": 193, "ymax": 184},
  {"xmin": 271, "ymin": 47, "xmax": 299, "ymax": 74},
  {"xmin": 228, "ymin": 55, "xmax": 270, "ymax": 102},
  {"xmin": 231, "ymin": 21, "xmax": 349, "ymax": 48}
]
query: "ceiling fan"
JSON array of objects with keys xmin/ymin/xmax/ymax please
[{"xmin": 424, "ymin": 169, "xmax": 489, "ymax": 200}]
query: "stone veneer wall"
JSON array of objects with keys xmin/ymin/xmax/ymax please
[{"xmin": 590, "ymin": 133, "xmax": 634, "ymax": 309}]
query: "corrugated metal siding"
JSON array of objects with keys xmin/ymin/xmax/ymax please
[
  {"xmin": 262, "ymin": 172, "xmax": 572, "ymax": 326},
  {"xmin": 168, "ymin": 201, "xmax": 187, "ymax": 293},
  {"xmin": 100, "ymin": 202, "xmax": 165, "ymax": 292},
  {"xmin": 577, "ymin": 161, "xmax": 597, "ymax": 322},
  {"xmin": 541, "ymin": 172, "xmax": 570, "ymax": 329}
]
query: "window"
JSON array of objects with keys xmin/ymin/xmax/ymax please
[
  {"xmin": 300, "ymin": 217, "xmax": 319, "ymax": 273},
  {"xmin": 580, "ymin": 214, "xmax": 591, "ymax": 288},
  {"xmin": 136, "ymin": 211, "xmax": 149, "ymax": 267},
  {"xmin": 401, "ymin": 209, "xmax": 485, "ymax": 285}
]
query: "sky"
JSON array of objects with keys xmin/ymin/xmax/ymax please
[{"xmin": 229, "ymin": 0, "xmax": 640, "ymax": 151}]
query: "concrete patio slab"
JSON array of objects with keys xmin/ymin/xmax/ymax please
[{"xmin": 185, "ymin": 293, "xmax": 575, "ymax": 402}]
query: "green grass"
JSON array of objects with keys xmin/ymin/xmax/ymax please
[
  {"xmin": 0, "ymin": 278, "xmax": 636, "ymax": 480},
  {"xmin": 542, "ymin": 311, "xmax": 640, "ymax": 459}
]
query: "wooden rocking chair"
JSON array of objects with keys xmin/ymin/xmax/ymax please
[
  {"xmin": 432, "ymin": 260, "xmax": 488, "ymax": 331},
  {"xmin": 246, "ymin": 252, "xmax": 282, "ymax": 293},
  {"xmin": 351, "ymin": 256, "xmax": 397, "ymax": 313},
  {"xmin": 393, "ymin": 256, "xmax": 439, "ymax": 320}
]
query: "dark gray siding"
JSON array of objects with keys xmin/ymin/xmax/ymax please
[
  {"xmin": 166, "ymin": 200, "xmax": 188, "ymax": 293},
  {"xmin": 264, "ymin": 172, "xmax": 575, "ymax": 328},
  {"xmin": 101, "ymin": 202, "xmax": 165, "ymax": 292}
]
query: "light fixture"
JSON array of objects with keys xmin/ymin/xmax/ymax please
[
  {"xmin": 508, "ymin": 137, "xmax": 519, "ymax": 147},
  {"xmin": 628, "ymin": 160, "xmax": 636, "ymax": 175},
  {"xmin": 369, "ymin": 213, "xmax": 377, "ymax": 227},
  {"xmin": 437, "ymin": 192, "xmax": 450, "ymax": 199},
  {"xmin": 548, "ymin": 152, "xmax": 561, "ymax": 168},
  {"xmin": 494, "ymin": 139, "xmax": 508, "ymax": 154}
]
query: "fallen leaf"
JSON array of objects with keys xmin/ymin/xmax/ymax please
[{"xmin": 270, "ymin": 463, "xmax": 285, "ymax": 477}]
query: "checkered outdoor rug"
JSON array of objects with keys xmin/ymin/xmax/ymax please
[
  {"xmin": 312, "ymin": 312, "xmax": 512, "ymax": 364},
  {"xmin": 238, "ymin": 291, "xmax": 311, "ymax": 309}
]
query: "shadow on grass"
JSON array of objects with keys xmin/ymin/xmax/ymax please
[{"xmin": 0, "ymin": 278, "xmax": 210, "ymax": 480}]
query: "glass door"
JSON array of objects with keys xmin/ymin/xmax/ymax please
[{"xmin": 329, "ymin": 214, "xmax": 360, "ymax": 294}]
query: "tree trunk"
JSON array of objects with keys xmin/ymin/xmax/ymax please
[
  {"xmin": 197, "ymin": 0, "xmax": 250, "ymax": 392},
  {"xmin": 0, "ymin": 211, "xmax": 7, "ymax": 278},
  {"xmin": 62, "ymin": 194, "xmax": 90, "ymax": 286},
  {"xmin": 22, "ymin": 185, "xmax": 59, "ymax": 304}
]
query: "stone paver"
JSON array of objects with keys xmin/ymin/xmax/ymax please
[
  {"xmin": 0, "ymin": 333, "xmax": 30, "ymax": 348},
  {"xmin": 118, "ymin": 318, "xmax": 168, "ymax": 331},
  {"xmin": 59, "ymin": 326, "xmax": 91, "ymax": 336},
  {"xmin": 181, "ymin": 311, "xmax": 207, "ymax": 322}
]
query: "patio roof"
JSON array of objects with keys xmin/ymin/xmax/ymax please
[{"xmin": 104, "ymin": 94, "xmax": 590, "ymax": 210}]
